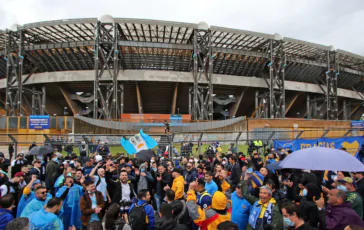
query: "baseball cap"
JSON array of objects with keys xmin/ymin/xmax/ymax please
[
  {"xmin": 14, "ymin": 172, "xmax": 25, "ymax": 177},
  {"xmin": 338, "ymin": 177, "xmax": 353, "ymax": 184},
  {"xmin": 172, "ymin": 168, "xmax": 182, "ymax": 174},
  {"xmin": 199, "ymin": 194, "xmax": 212, "ymax": 209}
]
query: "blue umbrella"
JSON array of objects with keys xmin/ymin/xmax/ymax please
[
  {"xmin": 266, "ymin": 161, "xmax": 282, "ymax": 170},
  {"xmin": 279, "ymin": 147, "xmax": 364, "ymax": 172}
]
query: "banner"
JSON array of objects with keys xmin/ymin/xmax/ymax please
[
  {"xmin": 120, "ymin": 129, "xmax": 158, "ymax": 154},
  {"xmin": 274, "ymin": 136, "xmax": 364, "ymax": 157},
  {"xmin": 319, "ymin": 136, "xmax": 363, "ymax": 156},
  {"xmin": 351, "ymin": 121, "xmax": 364, "ymax": 128},
  {"xmin": 29, "ymin": 115, "xmax": 50, "ymax": 129},
  {"xmin": 273, "ymin": 139, "xmax": 318, "ymax": 152}
]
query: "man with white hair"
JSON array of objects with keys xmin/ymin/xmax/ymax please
[
  {"xmin": 241, "ymin": 173, "xmax": 283, "ymax": 230},
  {"xmin": 89, "ymin": 161, "xmax": 110, "ymax": 204}
]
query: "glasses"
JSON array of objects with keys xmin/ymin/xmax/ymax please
[{"xmin": 38, "ymin": 191, "xmax": 47, "ymax": 195}]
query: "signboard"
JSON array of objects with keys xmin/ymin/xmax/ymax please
[
  {"xmin": 274, "ymin": 136, "xmax": 364, "ymax": 157},
  {"xmin": 351, "ymin": 120, "xmax": 364, "ymax": 128},
  {"xmin": 29, "ymin": 115, "xmax": 50, "ymax": 129}
]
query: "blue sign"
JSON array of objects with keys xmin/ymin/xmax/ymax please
[
  {"xmin": 274, "ymin": 139, "xmax": 318, "ymax": 152},
  {"xmin": 29, "ymin": 115, "xmax": 50, "ymax": 129},
  {"xmin": 351, "ymin": 121, "xmax": 364, "ymax": 127},
  {"xmin": 274, "ymin": 136, "xmax": 364, "ymax": 158}
]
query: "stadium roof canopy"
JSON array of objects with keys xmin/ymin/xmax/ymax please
[{"xmin": 0, "ymin": 18, "xmax": 363, "ymax": 91}]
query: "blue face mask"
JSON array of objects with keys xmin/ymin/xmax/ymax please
[
  {"xmin": 284, "ymin": 217, "xmax": 294, "ymax": 227},
  {"xmin": 52, "ymin": 158, "xmax": 58, "ymax": 163},
  {"xmin": 141, "ymin": 168, "xmax": 146, "ymax": 173},
  {"xmin": 302, "ymin": 189, "xmax": 308, "ymax": 196},
  {"xmin": 152, "ymin": 168, "xmax": 157, "ymax": 172},
  {"xmin": 337, "ymin": 185, "xmax": 348, "ymax": 192}
]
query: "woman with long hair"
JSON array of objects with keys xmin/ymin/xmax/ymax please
[{"xmin": 103, "ymin": 203, "xmax": 131, "ymax": 230}]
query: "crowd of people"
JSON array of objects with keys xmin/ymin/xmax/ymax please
[{"xmin": 1, "ymin": 142, "xmax": 364, "ymax": 230}]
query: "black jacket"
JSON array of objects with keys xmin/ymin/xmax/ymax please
[
  {"xmin": 170, "ymin": 200, "xmax": 190, "ymax": 226},
  {"xmin": 106, "ymin": 171, "xmax": 135, "ymax": 203},
  {"xmin": 156, "ymin": 171, "xmax": 172, "ymax": 199},
  {"xmin": 230, "ymin": 163, "xmax": 242, "ymax": 186},
  {"xmin": 155, "ymin": 216, "xmax": 189, "ymax": 230}
]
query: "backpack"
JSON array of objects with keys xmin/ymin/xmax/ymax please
[{"xmin": 129, "ymin": 203, "xmax": 148, "ymax": 230}]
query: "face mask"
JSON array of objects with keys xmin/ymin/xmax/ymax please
[
  {"xmin": 302, "ymin": 189, "xmax": 308, "ymax": 196},
  {"xmin": 152, "ymin": 168, "xmax": 157, "ymax": 172},
  {"xmin": 52, "ymin": 157, "xmax": 58, "ymax": 162},
  {"xmin": 222, "ymin": 161, "xmax": 226, "ymax": 165},
  {"xmin": 150, "ymin": 160, "xmax": 155, "ymax": 163},
  {"xmin": 283, "ymin": 217, "xmax": 294, "ymax": 227},
  {"xmin": 189, "ymin": 160, "xmax": 194, "ymax": 163},
  {"xmin": 141, "ymin": 168, "xmax": 146, "ymax": 173},
  {"xmin": 337, "ymin": 185, "xmax": 348, "ymax": 192}
]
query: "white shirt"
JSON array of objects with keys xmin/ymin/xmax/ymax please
[{"xmin": 121, "ymin": 182, "xmax": 131, "ymax": 202}]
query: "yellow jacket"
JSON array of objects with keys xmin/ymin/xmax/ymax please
[
  {"xmin": 186, "ymin": 190, "xmax": 231, "ymax": 230},
  {"xmin": 172, "ymin": 175, "xmax": 185, "ymax": 200}
]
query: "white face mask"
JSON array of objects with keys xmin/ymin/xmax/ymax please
[
  {"xmin": 189, "ymin": 160, "xmax": 194, "ymax": 163},
  {"xmin": 222, "ymin": 161, "xmax": 227, "ymax": 165}
]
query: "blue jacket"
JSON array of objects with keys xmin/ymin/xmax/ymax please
[
  {"xmin": 205, "ymin": 180, "xmax": 218, "ymax": 196},
  {"xmin": 0, "ymin": 208, "xmax": 13, "ymax": 230},
  {"xmin": 183, "ymin": 169, "xmax": 197, "ymax": 191},
  {"xmin": 129, "ymin": 199, "xmax": 155, "ymax": 230},
  {"xmin": 231, "ymin": 191, "xmax": 252, "ymax": 230}
]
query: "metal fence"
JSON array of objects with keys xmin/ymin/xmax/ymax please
[{"xmin": 1, "ymin": 127, "xmax": 363, "ymax": 157}]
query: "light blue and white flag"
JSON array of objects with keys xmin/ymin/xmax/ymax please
[{"xmin": 120, "ymin": 129, "xmax": 158, "ymax": 154}]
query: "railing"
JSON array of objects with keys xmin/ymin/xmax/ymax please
[
  {"xmin": 1, "ymin": 128, "xmax": 363, "ymax": 157},
  {"xmin": 76, "ymin": 115, "xmax": 246, "ymax": 132}
]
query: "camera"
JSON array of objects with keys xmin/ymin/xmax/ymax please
[{"xmin": 119, "ymin": 199, "xmax": 132, "ymax": 213}]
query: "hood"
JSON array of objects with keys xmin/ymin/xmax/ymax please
[
  {"xmin": 30, "ymin": 210, "xmax": 58, "ymax": 227},
  {"xmin": 139, "ymin": 163, "xmax": 147, "ymax": 170},
  {"xmin": 211, "ymin": 191, "xmax": 227, "ymax": 210},
  {"xmin": 155, "ymin": 216, "xmax": 177, "ymax": 230},
  {"xmin": 175, "ymin": 175, "xmax": 185, "ymax": 183}
]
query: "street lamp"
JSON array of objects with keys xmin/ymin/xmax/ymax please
[{"xmin": 64, "ymin": 107, "xmax": 68, "ymax": 116}]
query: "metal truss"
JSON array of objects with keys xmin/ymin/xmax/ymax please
[
  {"xmin": 254, "ymin": 91, "xmax": 269, "ymax": 118},
  {"xmin": 311, "ymin": 51, "xmax": 339, "ymax": 120},
  {"xmin": 93, "ymin": 20, "xmax": 123, "ymax": 119},
  {"xmin": 191, "ymin": 29, "xmax": 213, "ymax": 120},
  {"xmin": 263, "ymin": 40, "xmax": 286, "ymax": 118},
  {"xmin": 5, "ymin": 30, "xmax": 24, "ymax": 116}
]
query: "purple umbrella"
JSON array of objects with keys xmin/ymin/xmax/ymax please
[{"xmin": 279, "ymin": 147, "xmax": 364, "ymax": 172}]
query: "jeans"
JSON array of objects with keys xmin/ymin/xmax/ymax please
[{"xmin": 154, "ymin": 193, "xmax": 162, "ymax": 212}]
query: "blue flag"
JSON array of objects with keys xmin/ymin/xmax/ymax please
[{"xmin": 121, "ymin": 129, "xmax": 158, "ymax": 154}]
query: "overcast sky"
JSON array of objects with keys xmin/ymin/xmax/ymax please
[{"xmin": 1, "ymin": 0, "xmax": 364, "ymax": 55}]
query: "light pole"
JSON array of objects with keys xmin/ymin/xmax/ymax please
[{"xmin": 64, "ymin": 107, "xmax": 68, "ymax": 116}]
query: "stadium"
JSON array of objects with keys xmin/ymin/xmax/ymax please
[{"xmin": 0, "ymin": 15, "xmax": 364, "ymax": 122}]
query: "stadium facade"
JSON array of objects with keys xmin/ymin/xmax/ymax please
[{"xmin": 0, "ymin": 15, "xmax": 364, "ymax": 121}]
